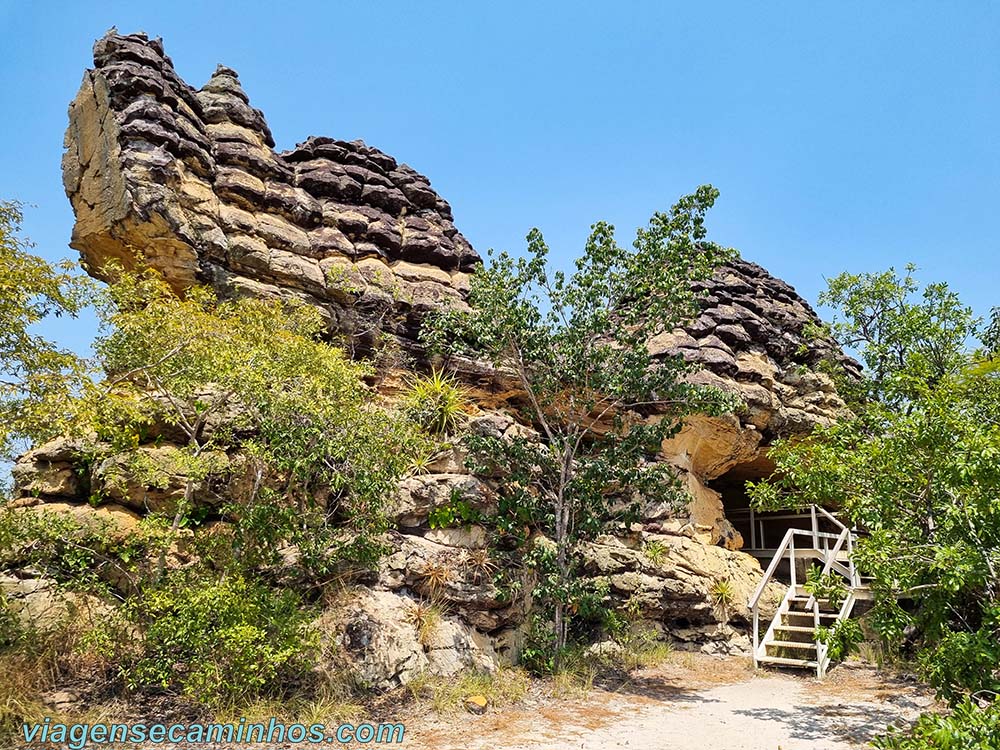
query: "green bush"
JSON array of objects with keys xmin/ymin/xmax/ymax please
[
  {"xmin": 749, "ymin": 269, "xmax": 1000, "ymax": 704},
  {"xmin": 520, "ymin": 613, "xmax": 558, "ymax": 675},
  {"xmin": 103, "ymin": 573, "xmax": 316, "ymax": 707},
  {"xmin": 0, "ymin": 504, "xmax": 174, "ymax": 595},
  {"xmin": 874, "ymin": 697, "xmax": 1000, "ymax": 749},
  {"xmin": 816, "ymin": 618, "xmax": 863, "ymax": 662},
  {"xmin": 427, "ymin": 491, "xmax": 481, "ymax": 529},
  {"xmin": 918, "ymin": 627, "xmax": 1000, "ymax": 705},
  {"xmin": 803, "ymin": 564, "xmax": 848, "ymax": 609}
]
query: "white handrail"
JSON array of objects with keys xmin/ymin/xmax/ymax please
[
  {"xmin": 748, "ymin": 527, "xmax": 845, "ymax": 610},
  {"xmin": 748, "ymin": 527, "xmax": 795, "ymax": 610},
  {"xmin": 804, "ymin": 526, "xmax": 850, "ymax": 610},
  {"xmin": 815, "ymin": 504, "xmax": 849, "ymax": 534}
]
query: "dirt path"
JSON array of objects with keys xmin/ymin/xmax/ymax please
[{"xmin": 406, "ymin": 656, "xmax": 937, "ymax": 750}]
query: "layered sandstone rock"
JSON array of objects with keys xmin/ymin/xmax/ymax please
[
  {"xmin": 64, "ymin": 31, "xmax": 477, "ymax": 354},
  {"xmin": 649, "ymin": 261, "xmax": 860, "ymax": 548},
  {"xmin": 658, "ymin": 258, "xmax": 859, "ymax": 440},
  {"xmin": 62, "ymin": 32, "xmax": 854, "ymax": 415}
]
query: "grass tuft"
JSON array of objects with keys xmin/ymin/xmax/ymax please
[{"xmin": 407, "ymin": 667, "xmax": 530, "ymax": 714}]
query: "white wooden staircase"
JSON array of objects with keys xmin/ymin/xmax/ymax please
[{"xmin": 748, "ymin": 505, "xmax": 871, "ymax": 678}]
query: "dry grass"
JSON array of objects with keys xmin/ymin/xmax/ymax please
[
  {"xmin": 407, "ymin": 667, "xmax": 531, "ymax": 714},
  {"xmin": 0, "ymin": 619, "xmax": 103, "ymax": 744},
  {"xmin": 621, "ymin": 641, "xmax": 674, "ymax": 670},
  {"xmin": 652, "ymin": 649, "xmax": 756, "ymax": 688},
  {"xmin": 549, "ymin": 653, "xmax": 599, "ymax": 699},
  {"xmin": 216, "ymin": 694, "xmax": 367, "ymax": 726},
  {"xmin": 544, "ymin": 635, "xmax": 675, "ymax": 699},
  {"xmin": 0, "ymin": 650, "xmax": 51, "ymax": 737}
]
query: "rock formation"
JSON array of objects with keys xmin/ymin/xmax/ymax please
[
  {"xmin": 650, "ymin": 259, "xmax": 859, "ymax": 549},
  {"xmin": 64, "ymin": 32, "xmax": 477, "ymax": 355},
  {"xmin": 7, "ymin": 30, "xmax": 860, "ymax": 684}
]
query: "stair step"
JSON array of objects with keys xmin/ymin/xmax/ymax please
[
  {"xmin": 787, "ymin": 612, "xmax": 839, "ymax": 620},
  {"xmin": 785, "ymin": 611, "xmax": 837, "ymax": 620},
  {"xmin": 774, "ymin": 625, "xmax": 817, "ymax": 633},
  {"xmin": 767, "ymin": 640, "xmax": 817, "ymax": 650},
  {"xmin": 757, "ymin": 655, "xmax": 819, "ymax": 668}
]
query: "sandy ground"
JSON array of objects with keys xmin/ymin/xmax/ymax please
[
  {"xmin": 406, "ymin": 656, "xmax": 937, "ymax": 750},
  {"xmin": 19, "ymin": 655, "xmax": 935, "ymax": 750}
]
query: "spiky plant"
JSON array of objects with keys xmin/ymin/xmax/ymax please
[
  {"xmin": 463, "ymin": 548, "xmax": 498, "ymax": 584},
  {"xmin": 406, "ymin": 600, "xmax": 444, "ymax": 647},
  {"xmin": 709, "ymin": 578, "xmax": 735, "ymax": 628},
  {"xmin": 403, "ymin": 369, "xmax": 468, "ymax": 435},
  {"xmin": 421, "ymin": 558, "xmax": 455, "ymax": 595},
  {"xmin": 642, "ymin": 539, "xmax": 668, "ymax": 566},
  {"xmin": 406, "ymin": 450, "xmax": 436, "ymax": 476}
]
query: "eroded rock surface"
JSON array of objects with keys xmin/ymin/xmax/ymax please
[
  {"xmin": 654, "ymin": 258, "xmax": 859, "ymax": 441},
  {"xmin": 64, "ymin": 31, "xmax": 477, "ymax": 354},
  {"xmin": 316, "ymin": 589, "xmax": 498, "ymax": 691}
]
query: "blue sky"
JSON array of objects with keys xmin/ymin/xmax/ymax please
[{"xmin": 1, "ymin": 1, "xmax": 997, "ymax": 354}]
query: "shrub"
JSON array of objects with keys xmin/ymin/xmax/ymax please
[
  {"xmin": 803, "ymin": 564, "xmax": 848, "ymax": 608},
  {"xmin": 817, "ymin": 618, "xmax": 863, "ymax": 662},
  {"xmin": 873, "ymin": 697, "xmax": 1000, "ymax": 749},
  {"xmin": 520, "ymin": 613, "xmax": 558, "ymax": 675},
  {"xmin": 427, "ymin": 493, "xmax": 481, "ymax": 529},
  {"xmin": 0, "ymin": 605, "xmax": 101, "ymax": 744},
  {"xmin": 749, "ymin": 269, "xmax": 1000, "ymax": 704},
  {"xmin": 918, "ymin": 627, "xmax": 1000, "ymax": 705},
  {"xmin": 104, "ymin": 572, "xmax": 316, "ymax": 707},
  {"xmin": 0, "ymin": 505, "xmax": 171, "ymax": 595},
  {"xmin": 0, "ymin": 592, "xmax": 26, "ymax": 652},
  {"xmin": 88, "ymin": 269, "xmax": 425, "ymax": 576}
]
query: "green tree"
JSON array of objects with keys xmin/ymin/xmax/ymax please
[
  {"xmin": 425, "ymin": 186, "xmax": 738, "ymax": 663},
  {"xmin": 750, "ymin": 267, "xmax": 1000, "ymax": 704},
  {"xmin": 0, "ymin": 200, "xmax": 89, "ymax": 462},
  {"xmin": 85, "ymin": 268, "xmax": 424, "ymax": 577}
]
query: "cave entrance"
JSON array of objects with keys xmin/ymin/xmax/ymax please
[{"xmin": 708, "ymin": 453, "xmax": 843, "ymax": 578}]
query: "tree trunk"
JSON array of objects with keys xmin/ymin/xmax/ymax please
[
  {"xmin": 553, "ymin": 601, "xmax": 565, "ymax": 669},
  {"xmin": 155, "ymin": 477, "xmax": 194, "ymax": 583}
]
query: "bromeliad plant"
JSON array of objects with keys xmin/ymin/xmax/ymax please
[
  {"xmin": 403, "ymin": 369, "xmax": 469, "ymax": 436},
  {"xmin": 424, "ymin": 186, "xmax": 739, "ymax": 666}
]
